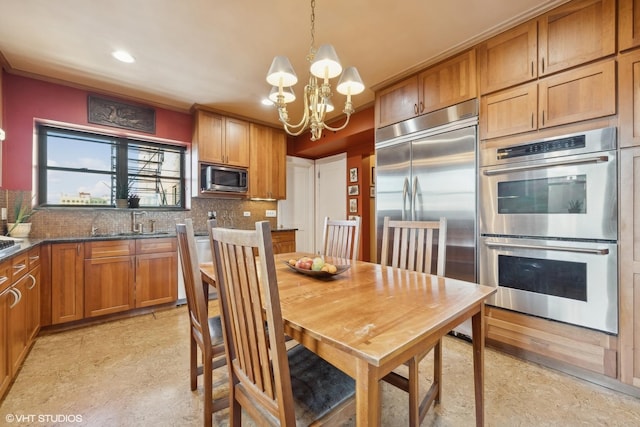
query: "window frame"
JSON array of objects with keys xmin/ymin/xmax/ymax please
[{"xmin": 37, "ymin": 124, "xmax": 186, "ymax": 209}]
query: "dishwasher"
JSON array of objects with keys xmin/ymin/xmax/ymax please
[{"xmin": 177, "ymin": 235, "xmax": 216, "ymax": 304}]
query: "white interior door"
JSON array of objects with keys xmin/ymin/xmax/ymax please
[
  {"xmin": 277, "ymin": 156, "xmax": 315, "ymax": 252},
  {"xmin": 315, "ymin": 153, "xmax": 347, "ymax": 254}
]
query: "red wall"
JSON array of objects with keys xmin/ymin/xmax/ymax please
[{"xmin": 2, "ymin": 72, "xmax": 193, "ymax": 190}]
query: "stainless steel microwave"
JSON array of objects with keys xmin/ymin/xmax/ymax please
[{"xmin": 201, "ymin": 164, "xmax": 248, "ymax": 193}]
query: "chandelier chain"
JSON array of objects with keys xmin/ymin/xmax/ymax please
[{"xmin": 308, "ymin": 0, "xmax": 316, "ymax": 61}]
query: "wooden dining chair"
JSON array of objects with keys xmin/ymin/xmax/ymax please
[
  {"xmin": 175, "ymin": 219, "xmax": 228, "ymax": 427},
  {"xmin": 321, "ymin": 216, "xmax": 361, "ymax": 260},
  {"xmin": 379, "ymin": 216, "xmax": 447, "ymax": 427},
  {"xmin": 208, "ymin": 220, "xmax": 356, "ymax": 426}
]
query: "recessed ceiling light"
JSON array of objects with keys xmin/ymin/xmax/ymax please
[{"xmin": 112, "ymin": 50, "xmax": 135, "ymax": 63}]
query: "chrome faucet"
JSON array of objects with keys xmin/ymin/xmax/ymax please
[
  {"xmin": 132, "ymin": 211, "xmax": 147, "ymax": 233},
  {"xmin": 90, "ymin": 210, "xmax": 108, "ymax": 236}
]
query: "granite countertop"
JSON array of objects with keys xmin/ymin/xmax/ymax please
[
  {"xmin": 0, "ymin": 227, "xmax": 298, "ymax": 263},
  {"xmin": 0, "ymin": 233, "xmax": 176, "ymax": 263}
]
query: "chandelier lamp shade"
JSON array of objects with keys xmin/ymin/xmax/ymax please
[{"xmin": 265, "ymin": 0, "xmax": 365, "ymax": 141}]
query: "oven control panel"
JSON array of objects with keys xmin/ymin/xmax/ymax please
[{"xmin": 498, "ymin": 135, "xmax": 586, "ymax": 160}]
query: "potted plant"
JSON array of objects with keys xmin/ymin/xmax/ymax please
[
  {"xmin": 115, "ymin": 182, "xmax": 129, "ymax": 208},
  {"xmin": 128, "ymin": 193, "xmax": 140, "ymax": 208},
  {"xmin": 7, "ymin": 192, "xmax": 35, "ymax": 238},
  {"xmin": 568, "ymin": 199, "xmax": 583, "ymax": 213}
]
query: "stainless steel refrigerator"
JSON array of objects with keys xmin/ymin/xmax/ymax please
[{"xmin": 375, "ymin": 99, "xmax": 478, "ymax": 284}]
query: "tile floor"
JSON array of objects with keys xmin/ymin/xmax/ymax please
[{"xmin": 1, "ymin": 303, "xmax": 640, "ymax": 426}]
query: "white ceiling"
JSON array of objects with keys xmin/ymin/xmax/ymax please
[{"xmin": 0, "ymin": 0, "xmax": 567, "ymax": 127}]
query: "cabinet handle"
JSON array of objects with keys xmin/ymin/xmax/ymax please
[
  {"xmin": 9, "ymin": 287, "xmax": 22, "ymax": 308},
  {"xmin": 77, "ymin": 244, "xmax": 81, "ymax": 256},
  {"xmin": 414, "ymin": 104, "xmax": 418, "ymax": 114},
  {"xmin": 542, "ymin": 110, "xmax": 545, "ymax": 126},
  {"xmin": 13, "ymin": 263, "xmax": 26, "ymax": 275},
  {"xmin": 531, "ymin": 113, "xmax": 534, "ymax": 128},
  {"xmin": 27, "ymin": 274, "xmax": 36, "ymax": 290},
  {"xmin": 0, "ymin": 276, "xmax": 7, "ymax": 286},
  {"xmin": 541, "ymin": 57, "xmax": 545, "ymax": 74},
  {"xmin": 531, "ymin": 61, "xmax": 534, "ymax": 77},
  {"xmin": 419, "ymin": 101, "xmax": 424, "ymax": 114},
  {"xmin": 29, "ymin": 255, "xmax": 40, "ymax": 262}
]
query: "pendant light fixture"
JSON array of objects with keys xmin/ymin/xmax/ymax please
[{"xmin": 265, "ymin": 0, "xmax": 365, "ymax": 141}]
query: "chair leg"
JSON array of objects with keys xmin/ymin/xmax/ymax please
[
  {"xmin": 190, "ymin": 334, "xmax": 198, "ymax": 391},
  {"xmin": 204, "ymin": 350, "xmax": 213, "ymax": 427},
  {"xmin": 407, "ymin": 355, "xmax": 420, "ymax": 427}
]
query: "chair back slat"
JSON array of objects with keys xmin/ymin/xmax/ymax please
[
  {"xmin": 381, "ymin": 217, "xmax": 447, "ymax": 276},
  {"xmin": 322, "ymin": 216, "xmax": 361, "ymax": 260},
  {"xmin": 176, "ymin": 219, "xmax": 210, "ymax": 347},
  {"xmin": 209, "ymin": 220, "xmax": 296, "ymax": 425}
]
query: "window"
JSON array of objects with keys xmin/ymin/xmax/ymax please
[{"xmin": 38, "ymin": 125, "xmax": 185, "ymax": 208}]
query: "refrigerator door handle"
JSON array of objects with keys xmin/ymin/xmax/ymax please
[
  {"xmin": 412, "ymin": 176, "xmax": 418, "ymax": 221},
  {"xmin": 402, "ymin": 177, "xmax": 409, "ymax": 220}
]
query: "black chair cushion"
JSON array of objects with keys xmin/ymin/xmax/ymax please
[
  {"xmin": 208, "ymin": 316, "xmax": 224, "ymax": 346},
  {"xmin": 287, "ymin": 344, "xmax": 355, "ymax": 424}
]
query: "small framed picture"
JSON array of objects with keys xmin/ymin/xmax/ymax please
[
  {"xmin": 348, "ymin": 185, "xmax": 359, "ymax": 196},
  {"xmin": 349, "ymin": 167, "xmax": 358, "ymax": 183},
  {"xmin": 370, "ymin": 186, "xmax": 375, "ymax": 197},
  {"xmin": 349, "ymin": 198, "xmax": 358, "ymax": 213}
]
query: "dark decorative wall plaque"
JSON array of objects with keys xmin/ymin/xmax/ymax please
[{"xmin": 88, "ymin": 95, "xmax": 156, "ymax": 133}]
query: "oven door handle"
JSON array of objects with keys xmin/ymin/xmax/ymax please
[
  {"xmin": 484, "ymin": 241, "xmax": 609, "ymax": 255},
  {"xmin": 483, "ymin": 155, "xmax": 609, "ymax": 176}
]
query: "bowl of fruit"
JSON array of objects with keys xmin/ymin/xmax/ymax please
[{"xmin": 284, "ymin": 256, "xmax": 350, "ymax": 278}]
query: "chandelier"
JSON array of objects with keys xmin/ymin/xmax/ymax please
[{"xmin": 265, "ymin": 0, "xmax": 365, "ymax": 141}]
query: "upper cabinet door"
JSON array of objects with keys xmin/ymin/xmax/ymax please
[
  {"xmin": 223, "ymin": 117, "xmax": 250, "ymax": 168},
  {"xmin": 419, "ymin": 49, "xmax": 477, "ymax": 114},
  {"xmin": 538, "ymin": 0, "xmax": 615, "ymax": 76},
  {"xmin": 619, "ymin": 0, "xmax": 640, "ymax": 52},
  {"xmin": 195, "ymin": 110, "xmax": 225, "ymax": 164},
  {"xmin": 538, "ymin": 59, "xmax": 616, "ymax": 129},
  {"xmin": 478, "ymin": 21, "xmax": 538, "ymax": 95},
  {"xmin": 619, "ymin": 51, "xmax": 640, "ymax": 148},
  {"xmin": 480, "ymin": 82, "xmax": 537, "ymax": 140},
  {"xmin": 375, "ymin": 76, "xmax": 420, "ymax": 128}
]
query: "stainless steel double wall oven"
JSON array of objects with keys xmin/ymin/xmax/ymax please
[{"xmin": 479, "ymin": 127, "xmax": 618, "ymax": 334}]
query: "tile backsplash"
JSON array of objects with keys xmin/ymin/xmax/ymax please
[{"xmin": 2, "ymin": 189, "xmax": 278, "ymax": 238}]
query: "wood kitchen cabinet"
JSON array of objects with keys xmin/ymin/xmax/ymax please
[
  {"xmin": 478, "ymin": 0, "xmax": 615, "ymax": 96},
  {"xmin": 271, "ymin": 230, "xmax": 296, "ymax": 254},
  {"xmin": 620, "ymin": 0, "xmax": 640, "ymax": 52},
  {"xmin": 0, "ymin": 248, "xmax": 40, "ymax": 399},
  {"xmin": 51, "ymin": 242, "xmax": 84, "ymax": 324},
  {"xmin": 538, "ymin": 0, "xmax": 615, "ymax": 77},
  {"xmin": 25, "ymin": 247, "xmax": 40, "ymax": 342},
  {"xmin": 375, "ymin": 50, "xmax": 476, "ymax": 128},
  {"xmin": 249, "ymin": 123, "xmax": 286, "ymax": 200},
  {"xmin": 619, "ymin": 146, "xmax": 640, "ymax": 387},
  {"xmin": 478, "ymin": 20, "xmax": 538, "ymax": 95},
  {"xmin": 419, "ymin": 49, "xmax": 476, "ymax": 114},
  {"xmin": 619, "ymin": 50, "xmax": 640, "ymax": 148},
  {"xmin": 84, "ymin": 240, "xmax": 135, "ymax": 318},
  {"xmin": 193, "ymin": 109, "xmax": 250, "ymax": 168},
  {"xmin": 8, "ymin": 272, "xmax": 28, "ymax": 376},
  {"xmin": 481, "ymin": 59, "xmax": 616, "ymax": 140},
  {"xmin": 0, "ymin": 261, "xmax": 10, "ymax": 398},
  {"xmin": 135, "ymin": 237, "xmax": 177, "ymax": 307},
  {"xmin": 375, "ymin": 75, "xmax": 420, "ymax": 128}
]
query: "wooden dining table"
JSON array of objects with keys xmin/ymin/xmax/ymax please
[{"xmin": 200, "ymin": 252, "xmax": 496, "ymax": 427}]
